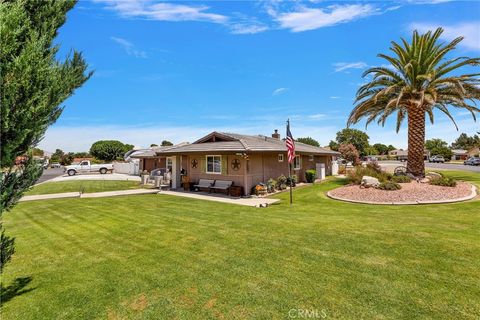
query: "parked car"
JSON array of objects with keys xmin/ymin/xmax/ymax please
[
  {"xmin": 464, "ymin": 157, "xmax": 480, "ymax": 166},
  {"xmin": 50, "ymin": 162, "xmax": 61, "ymax": 168},
  {"xmin": 429, "ymin": 155, "xmax": 445, "ymax": 163},
  {"xmin": 64, "ymin": 160, "xmax": 114, "ymax": 176}
]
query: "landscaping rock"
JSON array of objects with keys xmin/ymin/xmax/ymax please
[
  {"xmin": 361, "ymin": 176, "xmax": 380, "ymax": 188},
  {"xmin": 420, "ymin": 178, "xmax": 430, "ymax": 184},
  {"xmin": 426, "ymin": 172, "xmax": 442, "ymax": 179}
]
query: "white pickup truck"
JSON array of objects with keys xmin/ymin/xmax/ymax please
[{"xmin": 64, "ymin": 160, "xmax": 114, "ymax": 176}]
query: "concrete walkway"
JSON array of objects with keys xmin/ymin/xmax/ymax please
[
  {"xmin": 20, "ymin": 189, "xmax": 158, "ymax": 202},
  {"xmin": 45, "ymin": 173, "xmax": 141, "ymax": 184},
  {"xmin": 158, "ymin": 190, "xmax": 280, "ymax": 207}
]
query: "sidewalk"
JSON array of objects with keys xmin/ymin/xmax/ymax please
[
  {"xmin": 158, "ymin": 190, "xmax": 280, "ymax": 207},
  {"xmin": 20, "ymin": 189, "xmax": 158, "ymax": 202}
]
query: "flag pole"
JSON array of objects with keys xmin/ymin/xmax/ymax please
[{"xmin": 287, "ymin": 119, "xmax": 293, "ymax": 205}]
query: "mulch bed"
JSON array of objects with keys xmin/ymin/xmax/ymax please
[{"xmin": 328, "ymin": 181, "xmax": 475, "ymax": 204}]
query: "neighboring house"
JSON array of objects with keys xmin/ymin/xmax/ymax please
[
  {"xmin": 467, "ymin": 147, "xmax": 480, "ymax": 158},
  {"xmin": 133, "ymin": 130, "xmax": 340, "ymax": 195},
  {"xmin": 451, "ymin": 149, "xmax": 468, "ymax": 161},
  {"xmin": 388, "ymin": 149, "xmax": 430, "ymax": 161}
]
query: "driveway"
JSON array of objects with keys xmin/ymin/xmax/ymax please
[
  {"xmin": 36, "ymin": 167, "xmax": 65, "ymax": 184},
  {"xmin": 379, "ymin": 161, "xmax": 480, "ymax": 173}
]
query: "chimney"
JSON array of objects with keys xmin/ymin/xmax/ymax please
[{"xmin": 272, "ymin": 129, "xmax": 280, "ymax": 139}]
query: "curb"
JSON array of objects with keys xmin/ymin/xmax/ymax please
[{"xmin": 326, "ymin": 184, "xmax": 477, "ymax": 205}]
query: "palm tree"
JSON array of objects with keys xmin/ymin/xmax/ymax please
[{"xmin": 348, "ymin": 28, "xmax": 480, "ymax": 177}]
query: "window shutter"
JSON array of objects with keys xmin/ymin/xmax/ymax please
[
  {"xmin": 200, "ymin": 157, "xmax": 206, "ymax": 173},
  {"xmin": 221, "ymin": 156, "xmax": 227, "ymax": 175}
]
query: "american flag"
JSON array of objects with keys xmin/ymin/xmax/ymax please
[{"xmin": 286, "ymin": 120, "xmax": 295, "ymax": 163}]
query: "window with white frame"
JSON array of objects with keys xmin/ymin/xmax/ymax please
[
  {"xmin": 278, "ymin": 154, "xmax": 284, "ymax": 162},
  {"xmin": 206, "ymin": 155, "xmax": 221, "ymax": 174},
  {"xmin": 309, "ymin": 155, "xmax": 314, "ymax": 161},
  {"xmin": 293, "ymin": 155, "xmax": 301, "ymax": 170}
]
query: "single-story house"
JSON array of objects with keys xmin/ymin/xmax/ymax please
[
  {"xmin": 388, "ymin": 149, "xmax": 430, "ymax": 161},
  {"xmin": 467, "ymin": 147, "xmax": 480, "ymax": 158},
  {"xmin": 133, "ymin": 130, "xmax": 340, "ymax": 195},
  {"xmin": 451, "ymin": 149, "xmax": 468, "ymax": 161}
]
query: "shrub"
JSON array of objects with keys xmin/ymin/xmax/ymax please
[
  {"xmin": 277, "ymin": 175, "xmax": 288, "ymax": 190},
  {"xmin": 390, "ymin": 175, "xmax": 411, "ymax": 183},
  {"xmin": 338, "ymin": 165, "xmax": 346, "ymax": 174},
  {"xmin": 305, "ymin": 170, "xmax": 316, "ymax": 183},
  {"xmin": 429, "ymin": 176, "xmax": 457, "ymax": 187},
  {"xmin": 286, "ymin": 175, "xmax": 298, "ymax": 187},
  {"xmin": 266, "ymin": 178, "xmax": 277, "ymax": 193},
  {"xmin": 339, "ymin": 143, "xmax": 361, "ymax": 165},
  {"xmin": 366, "ymin": 161, "xmax": 382, "ymax": 173},
  {"xmin": 378, "ymin": 181, "xmax": 401, "ymax": 190},
  {"xmin": 347, "ymin": 165, "xmax": 390, "ymax": 185}
]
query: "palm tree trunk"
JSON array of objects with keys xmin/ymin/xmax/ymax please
[{"xmin": 407, "ymin": 105, "xmax": 426, "ymax": 177}]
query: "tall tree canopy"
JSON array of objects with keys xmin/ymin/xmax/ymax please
[
  {"xmin": 334, "ymin": 128, "xmax": 370, "ymax": 156},
  {"xmin": 348, "ymin": 28, "xmax": 480, "ymax": 177},
  {"xmin": 451, "ymin": 133, "xmax": 480, "ymax": 150},
  {"xmin": 90, "ymin": 140, "xmax": 132, "ymax": 162},
  {"xmin": 161, "ymin": 140, "xmax": 174, "ymax": 146},
  {"xmin": 0, "ymin": 0, "xmax": 91, "ymax": 273},
  {"xmin": 296, "ymin": 137, "xmax": 320, "ymax": 147}
]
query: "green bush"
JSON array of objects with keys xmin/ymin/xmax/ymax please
[
  {"xmin": 429, "ymin": 176, "xmax": 457, "ymax": 187},
  {"xmin": 378, "ymin": 181, "xmax": 401, "ymax": 190},
  {"xmin": 305, "ymin": 170, "xmax": 316, "ymax": 183},
  {"xmin": 390, "ymin": 175, "xmax": 411, "ymax": 183},
  {"xmin": 266, "ymin": 178, "xmax": 277, "ymax": 193},
  {"xmin": 347, "ymin": 165, "xmax": 391, "ymax": 185},
  {"xmin": 286, "ymin": 175, "xmax": 298, "ymax": 187},
  {"xmin": 277, "ymin": 175, "xmax": 288, "ymax": 190}
]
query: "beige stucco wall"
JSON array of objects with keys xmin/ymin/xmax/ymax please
[{"xmin": 183, "ymin": 152, "xmax": 332, "ymax": 195}]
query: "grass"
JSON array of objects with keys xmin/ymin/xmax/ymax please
[
  {"xmin": 2, "ymin": 171, "xmax": 479, "ymax": 319},
  {"xmin": 25, "ymin": 180, "xmax": 142, "ymax": 195}
]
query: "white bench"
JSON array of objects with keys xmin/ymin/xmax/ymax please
[
  {"xmin": 193, "ymin": 179, "xmax": 215, "ymax": 192},
  {"xmin": 211, "ymin": 180, "xmax": 233, "ymax": 194}
]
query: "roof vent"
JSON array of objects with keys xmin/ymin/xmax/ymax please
[{"xmin": 272, "ymin": 129, "xmax": 280, "ymax": 139}]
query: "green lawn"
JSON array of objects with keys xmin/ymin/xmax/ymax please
[
  {"xmin": 2, "ymin": 171, "xmax": 479, "ymax": 319},
  {"xmin": 25, "ymin": 180, "xmax": 142, "ymax": 195}
]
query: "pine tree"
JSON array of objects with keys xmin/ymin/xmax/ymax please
[{"xmin": 0, "ymin": 0, "xmax": 91, "ymax": 273}]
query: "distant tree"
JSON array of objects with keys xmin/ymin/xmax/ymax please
[
  {"xmin": 32, "ymin": 148, "xmax": 44, "ymax": 157},
  {"xmin": 161, "ymin": 140, "xmax": 174, "ymax": 146},
  {"xmin": 387, "ymin": 145, "xmax": 396, "ymax": 152},
  {"xmin": 150, "ymin": 144, "xmax": 158, "ymax": 147},
  {"xmin": 335, "ymin": 128, "xmax": 370, "ymax": 156},
  {"xmin": 364, "ymin": 146, "xmax": 379, "ymax": 156},
  {"xmin": 339, "ymin": 143, "xmax": 361, "ymax": 165},
  {"xmin": 50, "ymin": 149, "xmax": 64, "ymax": 163},
  {"xmin": 296, "ymin": 137, "xmax": 320, "ymax": 147},
  {"xmin": 60, "ymin": 152, "xmax": 74, "ymax": 165},
  {"xmin": 431, "ymin": 146, "xmax": 453, "ymax": 160},
  {"xmin": 0, "ymin": 1, "xmax": 91, "ymax": 275},
  {"xmin": 425, "ymin": 139, "xmax": 448, "ymax": 151},
  {"xmin": 451, "ymin": 133, "xmax": 480, "ymax": 150},
  {"xmin": 328, "ymin": 140, "xmax": 339, "ymax": 151},
  {"xmin": 125, "ymin": 144, "xmax": 134, "ymax": 151},
  {"xmin": 372, "ymin": 143, "xmax": 389, "ymax": 155},
  {"xmin": 90, "ymin": 140, "xmax": 131, "ymax": 161}
]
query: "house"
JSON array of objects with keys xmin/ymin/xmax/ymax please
[
  {"xmin": 467, "ymin": 147, "xmax": 480, "ymax": 158},
  {"xmin": 133, "ymin": 130, "xmax": 340, "ymax": 195},
  {"xmin": 388, "ymin": 149, "xmax": 430, "ymax": 161},
  {"xmin": 451, "ymin": 149, "xmax": 468, "ymax": 161}
]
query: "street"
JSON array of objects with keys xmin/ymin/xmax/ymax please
[
  {"xmin": 379, "ymin": 161, "xmax": 480, "ymax": 173},
  {"xmin": 36, "ymin": 167, "xmax": 65, "ymax": 184}
]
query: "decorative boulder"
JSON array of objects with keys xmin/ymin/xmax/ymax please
[
  {"xmin": 426, "ymin": 172, "xmax": 442, "ymax": 180},
  {"xmin": 361, "ymin": 176, "xmax": 380, "ymax": 188}
]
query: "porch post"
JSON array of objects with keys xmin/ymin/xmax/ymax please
[{"xmin": 171, "ymin": 155, "xmax": 182, "ymax": 189}]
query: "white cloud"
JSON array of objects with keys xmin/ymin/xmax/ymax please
[
  {"xmin": 409, "ymin": 22, "xmax": 480, "ymax": 51},
  {"xmin": 98, "ymin": 0, "xmax": 228, "ymax": 24},
  {"xmin": 272, "ymin": 87, "xmax": 289, "ymax": 96},
  {"xmin": 308, "ymin": 113, "xmax": 326, "ymax": 120},
  {"xmin": 407, "ymin": 0, "xmax": 452, "ymax": 4},
  {"xmin": 110, "ymin": 37, "xmax": 147, "ymax": 58},
  {"xmin": 332, "ymin": 62, "xmax": 368, "ymax": 73},
  {"xmin": 330, "ymin": 96, "xmax": 340, "ymax": 99},
  {"xmin": 275, "ymin": 4, "xmax": 379, "ymax": 32},
  {"xmin": 230, "ymin": 23, "xmax": 269, "ymax": 34}
]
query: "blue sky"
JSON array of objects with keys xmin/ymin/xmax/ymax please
[{"xmin": 40, "ymin": 0, "xmax": 480, "ymax": 152}]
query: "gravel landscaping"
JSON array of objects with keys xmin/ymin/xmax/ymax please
[{"xmin": 328, "ymin": 181, "xmax": 475, "ymax": 204}]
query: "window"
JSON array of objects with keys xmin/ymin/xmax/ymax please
[
  {"xmin": 206, "ymin": 155, "xmax": 221, "ymax": 174},
  {"xmin": 309, "ymin": 155, "xmax": 314, "ymax": 161},
  {"xmin": 81, "ymin": 161, "xmax": 88, "ymax": 166},
  {"xmin": 293, "ymin": 155, "xmax": 301, "ymax": 170},
  {"xmin": 278, "ymin": 154, "xmax": 284, "ymax": 162}
]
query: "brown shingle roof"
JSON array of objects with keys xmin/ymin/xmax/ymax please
[{"xmin": 155, "ymin": 131, "xmax": 340, "ymax": 156}]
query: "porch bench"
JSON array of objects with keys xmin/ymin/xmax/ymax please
[
  {"xmin": 193, "ymin": 179, "xmax": 215, "ymax": 192},
  {"xmin": 211, "ymin": 180, "xmax": 233, "ymax": 194}
]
